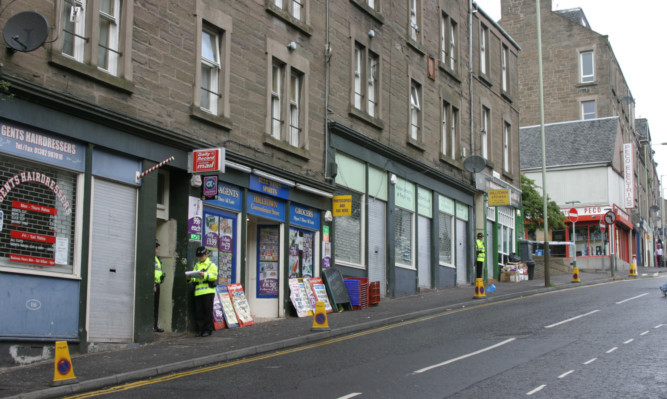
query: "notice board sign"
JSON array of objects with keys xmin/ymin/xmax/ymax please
[
  {"xmin": 308, "ymin": 277, "xmax": 333, "ymax": 313},
  {"xmin": 227, "ymin": 283, "xmax": 254, "ymax": 327},
  {"xmin": 322, "ymin": 268, "xmax": 350, "ymax": 310}
]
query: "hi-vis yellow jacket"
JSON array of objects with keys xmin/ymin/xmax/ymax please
[{"xmin": 191, "ymin": 258, "xmax": 218, "ymax": 296}]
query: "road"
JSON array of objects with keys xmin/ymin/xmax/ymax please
[{"xmin": 67, "ymin": 277, "xmax": 667, "ymax": 399}]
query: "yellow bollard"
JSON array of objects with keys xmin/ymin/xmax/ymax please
[
  {"xmin": 629, "ymin": 256, "xmax": 637, "ymax": 277},
  {"xmin": 571, "ymin": 265, "xmax": 580, "ymax": 283},
  {"xmin": 473, "ymin": 278, "xmax": 486, "ymax": 299},
  {"xmin": 51, "ymin": 341, "xmax": 78, "ymax": 386},
  {"xmin": 311, "ymin": 301, "xmax": 330, "ymax": 332}
]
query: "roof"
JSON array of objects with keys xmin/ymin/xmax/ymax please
[
  {"xmin": 555, "ymin": 7, "xmax": 591, "ymax": 29},
  {"xmin": 520, "ymin": 117, "xmax": 619, "ymax": 170}
]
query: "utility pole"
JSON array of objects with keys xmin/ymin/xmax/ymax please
[{"xmin": 536, "ymin": 0, "xmax": 550, "ymax": 287}]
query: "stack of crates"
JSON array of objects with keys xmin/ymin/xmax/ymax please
[
  {"xmin": 344, "ymin": 277, "xmax": 369, "ymax": 309},
  {"xmin": 369, "ymin": 281, "xmax": 380, "ymax": 306}
]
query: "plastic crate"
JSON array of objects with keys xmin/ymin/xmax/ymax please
[
  {"xmin": 369, "ymin": 281, "xmax": 380, "ymax": 306},
  {"xmin": 345, "ymin": 277, "xmax": 368, "ymax": 309}
]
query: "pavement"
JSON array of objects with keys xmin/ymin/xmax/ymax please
[{"xmin": 1, "ymin": 267, "xmax": 666, "ymax": 399}]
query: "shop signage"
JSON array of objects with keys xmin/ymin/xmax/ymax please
[
  {"xmin": 249, "ymin": 174, "xmax": 289, "ymax": 200},
  {"xmin": 0, "ymin": 171, "xmax": 73, "ymax": 215},
  {"xmin": 623, "ymin": 143, "xmax": 634, "ymax": 208},
  {"xmin": 0, "ymin": 122, "xmax": 85, "ymax": 172},
  {"xmin": 188, "ymin": 148, "xmax": 225, "ymax": 174},
  {"xmin": 488, "ymin": 189, "xmax": 510, "ymax": 206},
  {"xmin": 202, "ymin": 176, "xmax": 217, "ymax": 199},
  {"xmin": 332, "ymin": 195, "xmax": 352, "ymax": 217},
  {"xmin": 204, "ymin": 183, "xmax": 242, "ymax": 212},
  {"xmin": 187, "ymin": 196, "xmax": 203, "ymax": 241},
  {"xmin": 247, "ymin": 192, "xmax": 285, "ymax": 222},
  {"xmin": 289, "ymin": 203, "xmax": 320, "ymax": 230}
]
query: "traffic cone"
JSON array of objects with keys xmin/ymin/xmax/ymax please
[
  {"xmin": 473, "ymin": 278, "xmax": 486, "ymax": 299},
  {"xmin": 311, "ymin": 301, "xmax": 330, "ymax": 332},
  {"xmin": 51, "ymin": 341, "xmax": 78, "ymax": 386},
  {"xmin": 571, "ymin": 265, "xmax": 580, "ymax": 283},
  {"xmin": 629, "ymin": 256, "xmax": 637, "ymax": 277}
]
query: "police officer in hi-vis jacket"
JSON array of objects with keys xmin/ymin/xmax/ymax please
[
  {"xmin": 475, "ymin": 232, "xmax": 485, "ymax": 279},
  {"xmin": 187, "ymin": 246, "xmax": 218, "ymax": 337},
  {"xmin": 154, "ymin": 240, "xmax": 165, "ymax": 333}
]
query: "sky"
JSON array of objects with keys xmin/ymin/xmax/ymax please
[{"xmin": 474, "ymin": 0, "xmax": 667, "ymax": 189}]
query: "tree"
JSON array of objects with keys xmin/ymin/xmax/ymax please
[{"xmin": 521, "ymin": 175, "xmax": 566, "ymax": 232}]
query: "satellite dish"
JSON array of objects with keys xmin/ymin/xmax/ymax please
[
  {"xmin": 3, "ymin": 11, "xmax": 50, "ymax": 53},
  {"xmin": 463, "ymin": 155, "xmax": 487, "ymax": 173}
]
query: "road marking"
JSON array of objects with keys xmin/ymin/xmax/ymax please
[
  {"xmin": 544, "ymin": 310, "xmax": 600, "ymax": 328},
  {"xmin": 527, "ymin": 385, "xmax": 546, "ymax": 395},
  {"xmin": 615, "ymin": 293, "xmax": 648, "ymax": 304},
  {"xmin": 655, "ymin": 324, "xmax": 664, "ymax": 329},
  {"xmin": 412, "ymin": 338, "xmax": 516, "ymax": 374},
  {"xmin": 558, "ymin": 370, "xmax": 574, "ymax": 379},
  {"xmin": 606, "ymin": 347, "xmax": 618, "ymax": 354},
  {"xmin": 624, "ymin": 339, "xmax": 634, "ymax": 344},
  {"xmin": 640, "ymin": 331, "xmax": 649, "ymax": 336},
  {"xmin": 338, "ymin": 393, "xmax": 362, "ymax": 399},
  {"xmin": 583, "ymin": 358, "xmax": 597, "ymax": 365}
]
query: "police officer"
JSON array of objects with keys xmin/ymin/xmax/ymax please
[
  {"xmin": 187, "ymin": 246, "xmax": 218, "ymax": 337},
  {"xmin": 154, "ymin": 240, "xmax": 165, "ymax": 333},
  {"xmin": 475, "ymin": 232, "xmax": 485, "ymax": 279}
]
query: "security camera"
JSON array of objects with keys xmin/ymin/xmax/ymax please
[
  {"xmin": 287, "ymin": 41, "xmax": 297, "ymax": 51},
  {"xmin": 368, "ymin": 29, "xmax": 375, "ymax": 38}
]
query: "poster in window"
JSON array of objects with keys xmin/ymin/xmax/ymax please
[
  {"xmin": 218, "ymin": 217, "xmax": 234, "ymax": 285},
  {"xmin": 258, "ymin": 226, "xmax": 279, "ymax": 297}
]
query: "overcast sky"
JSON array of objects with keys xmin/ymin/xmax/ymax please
[{"xmin": 474, "ymin": 0, "xmax": 667, "ymax": 187}]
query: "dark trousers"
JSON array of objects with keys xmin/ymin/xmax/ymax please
[
  {"xmin": 195, "ymin": 293, "xmax": 215, "ymax": 333},
  {"xmin": 476, "ymin": 261, "xmax": 484, "ymax": 278},
  {"xmin": 153, "ymin": 284, "xmax": 160, "ymax": 328}
]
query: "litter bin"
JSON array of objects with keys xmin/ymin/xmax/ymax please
[{"xmin": 526, "ymin": 260, "xmax": 535, "ymax": 280}]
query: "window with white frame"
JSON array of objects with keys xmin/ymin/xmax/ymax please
[
  {"xmin": 289, "ymin": 71, "xmax": 302, "ymax": 147},
  {"xmin": 481, "ymin": 106, "xmax": 489, "ymax": 159},
  {"xmin": 200, "ymin": 27, "xmax": 221, "ymax": 115},
  {"xmin": 441, "ymin": 101, "xmax": 457, "ymax": 159},
  {"xmin": 438, "ymin": 211, "xmax": 454, "ymax": 265},
  {"xmin": 271, "ymin": 62, "xmax": 284, "ymax": 139},
  {"xmin": 408, "ymin": 0, "xmax": 420, "ymax": 42},
  {"xmin": 157, "ymin": 170, "xmax": 170, "ymax": 220},
  {"xmin": 60, "ymin": 0, "xmax": 131, "ymax": 78},
  {"xmin": 480, "ymin": 25, "xmax": 489, "ymax": 76},
  {"xmin": 353, "ymin": 43, "xmax": 379, "ymax": 118},
  {"xmin": 502, "ymin": 45, "xmax": 508, "ymax": 92},
  {"xmin": 582, "ymin": 100, "xmax": 596, "ymax": 120},
  {"xmin": 273, "ymin": 0, "xmax": 304, "ymax": 21},
  {"xmin": 394, "ymin": 177, "xmax": 415, "ymax": 268},
  {"xmin": 580, "ymin": 50, "xmax": 594, "ymax": 83},
  {"xmin": 440, "ymin": 12, "xmax": 458, "ymax": 72},
  {"xmin": 410, "ymin": 81, "xmax": 421, "ymax": 141},
  {"xmin": 367, "ymin": 0, "xmax": 375, "ymax": 9},
  {"xmin": 334, "ymin": 190, "xmax": 365, "ymax": 265},
  {"xmin": 503, "ymin": 122, "xmax": 510, "ymax": 172}
]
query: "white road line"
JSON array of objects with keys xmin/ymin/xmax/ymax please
[
  {"xmin": 412, "ymin": 338, "xmax": 516, "ymax": 374},
  {"xmin": 606, "ymin": 347, "xmax": 618, "ymax": 354},
  {"xmin": 558, "ymin": 370, "xmax": 575, "ymax": 379},
  {"xmin": 640, "ymin": 331, "xmax": 650, "ymax": 336},
  {"xmin": 615, "ymin": 293, "xmax": 649, "ymax": 304},
  {"xmin": 527, "ymin": 385, "xmax": 546, "ymax": 395},
  {"xmin": 655, "ymin": 324, "xmax": 664, "ymax": 329},
  {"xmin": 544, "ymin": 310, "xmax": 600, "ymax": 328},
  {"xmin": 624, "ymin": 339, "xmax": 634, "ymax": 344},
  {"xmin": 584, "ymin": 358, "xmax": 597, "ymax": 365},
  {"xmin": 337, "ymin": 393, "xmax": 362, "ymax": 399}
]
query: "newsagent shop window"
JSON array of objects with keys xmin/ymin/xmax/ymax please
[{"xmin": 0, "ymin": 157, "xmax": 78, "ymax": 275}]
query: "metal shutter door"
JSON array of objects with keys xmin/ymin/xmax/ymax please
[
  {"xmin": 368, "ymin": 197, "xmax": 387, "ymax": 297},
  {"xmin": 88, "ymin": 179, "xmax": 137, "ymax": 343},
  {"xmin": 417, "ymin": 216, "xmax": 431, "ymax": 289},
  {"xmin": 456, "ymin": 219, "xmax": 468, "ymax": 285}
]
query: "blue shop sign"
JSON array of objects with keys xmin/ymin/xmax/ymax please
[
  {"xmin": 205, "ymin": 183, "xmax": 243, "ymax": 212},
  {"xmin": 290, "ymin": 203, "xmax": 320, "ymax": 230},
  {"xmin": 247, "ymin": 192, "xmax": 286, "ymax": 222},
  {"xmin": 249, "ymin": 174, "xmax": 289, "ymax": 200},
  {"xmin": 0, "ymin": 121, "xmax": 85, "ymax": 172}
]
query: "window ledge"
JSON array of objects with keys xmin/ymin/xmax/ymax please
[
  {"xmin": 501, "ymin": 91, "xmax": 513, "ymax": 103},
  {"xmin": 48, "ymin": 52, "xmax": 134, "ymax": 94},
  {"xmin": 501, "ymin": 170, "xmax": 514, "ymax": 182},
  {"xmin": 439, "ymin": 61, "xmax": 461, "ymax": 83},
  {"xmin": 478, "ymin": 73, "xmax": 492, "ymax": 87},
  {"xmin": 407, "ymin": 137, "xmax": 425, "ymax": 152},
  {"xmin": 348, "ymin": 106, "xmax": 384, "ymax": 130},
  {"xmin": 395, "ymin": 263, "xmax": 416, "ymax": 271},
  {"xmin": 349, "ymin": 0, "xmax": 385, "ymax": 25},
  {"xmin": 406, "ymin": 39, "xmax": 426, "ymax": 56},
  {"xmin": 265, "ymin": 0, "xmax": 313, "ymax": 37},
  {"xmin": 263, "ymin": 133, "xmax": 311, "ymax": 161},
  {"xmin": 440, "ymin": 153, "xmax": 462, "ymax": 169},
  {"xmin": 190, "ymin": 105, "xmax": 233, "ymax": 131},
  {"xmin": 575, "ymin": 82, "xmax": 597, "ymax": 88}
]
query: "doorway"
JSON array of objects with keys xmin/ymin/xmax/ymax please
[{"xmin": 246, "ymin": 216, "xmax": 284, "ymax": 319}]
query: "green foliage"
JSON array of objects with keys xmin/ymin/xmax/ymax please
[
  {"xmin": 521, "ymin": 175, "xmax": 566, "ymax": 231},
  {"xmin": 0, "ymin": 80, "xmax": 12, "ymax": 99}
]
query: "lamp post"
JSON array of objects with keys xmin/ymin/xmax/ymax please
[
  {"xmin": 565, "ymin": 200, "xmax": 580, "ymax": 265},
  {"xmin": 536, "ymin": 0, "xmax": 550, "ymax": 287}
]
